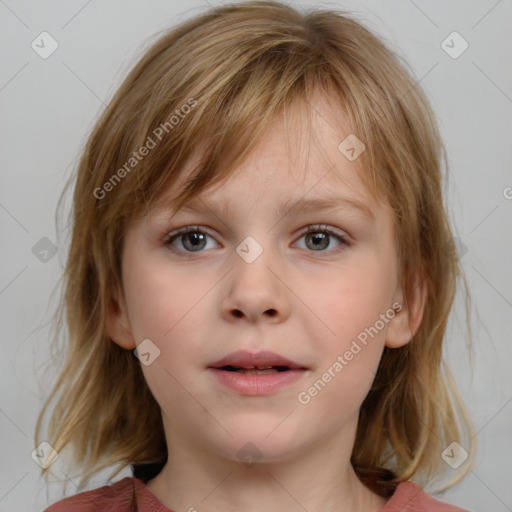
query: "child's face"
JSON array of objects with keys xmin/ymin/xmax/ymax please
[{"xmin": 108, "ymin": 95, "xmax": 413, "ymax": 467}]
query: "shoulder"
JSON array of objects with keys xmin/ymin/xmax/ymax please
[
  {"xmin": 381, "ymin": 481, "xmax": 469, "ymax": 512},
  {"xmin": 44, "ymin": 477, "xmax": 138, "ymax": 512}
]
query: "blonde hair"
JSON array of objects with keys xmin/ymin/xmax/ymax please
[{"xmin": 36, "ymin": 0, "xmax": 475, "ymax": 497}]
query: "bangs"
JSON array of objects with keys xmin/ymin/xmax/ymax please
[
  {"xmin": 125, "ymin": 51, "xmax": 357, "ymax": 223},
  {"xmin": 98, "ymin": 6, "xmax": 400, "ymax": 226}
]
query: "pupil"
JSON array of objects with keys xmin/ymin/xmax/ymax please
[
  {"xmin": 184, "ymin": 233, "xmax": 205, "ymax": 251},
  {"xmin": 307, "ymin": 232, "xmax": 328, "ymax": 250}
]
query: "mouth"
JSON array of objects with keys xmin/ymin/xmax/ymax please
[
  {"xmin": 208, "ymin": 350, "xmax": 307, "ymax": 372},
  {"xmin": 218, "ymin": 365, "xmax": 292, "ymax": 374},
  {"xmin": 207, "ymin": 350, "xmax": 309, "ymax": 395}
]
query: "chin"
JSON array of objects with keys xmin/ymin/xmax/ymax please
[{"xmin": 204, "ymin": 421, "xmax": 307, "ymax": 466}]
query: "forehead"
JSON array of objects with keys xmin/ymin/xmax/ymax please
[{"xmin": 154, "ymin": 92, "xmax": 384, "ymax": 217}]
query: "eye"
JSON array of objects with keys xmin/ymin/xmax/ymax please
[
  {"xmin": 163, "ymin": 224, "xmax": 350, "ymax": 255},
  {"xmin": 294, "ymin": 224, "xmax": 349, "ymax": 252},
  {"xmin": 163, "ymin": 226, "xmax": 218, "ymax": 254}
]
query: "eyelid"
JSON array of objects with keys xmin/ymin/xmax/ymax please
[
  {"xmin": 298, "ymin": 224, "xmax": 350, "ymax": 241},
  {"xmin": 162, "ymin": 225, "xmax": 213, "ymax": 242}
]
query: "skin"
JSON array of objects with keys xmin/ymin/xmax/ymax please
[{"xmin": 107, "ymin": 93, "xmax": 426, "ymax": 512}]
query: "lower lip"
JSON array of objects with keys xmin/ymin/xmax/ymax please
[{"xmin": 207, "ymin": 368, "xmax": 307, "ymax": 396}]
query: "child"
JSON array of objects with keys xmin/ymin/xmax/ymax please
[{"xmin": 36, "ymin": 1, "xmax": 476, "ymax": 510}]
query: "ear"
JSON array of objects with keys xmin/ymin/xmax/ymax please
[
  {"xmin": 106, "ymin": 283, "xmax": 137, "ymax": 350},
  {"xmin": 385, "ymin": 277, "xmax": 427, "ymax": 349}
]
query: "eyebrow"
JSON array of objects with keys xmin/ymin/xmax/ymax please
[
  {"xmin": 274, "ymin": 196, "xmax": 374, "ymax": 220},
  {"xmin": 178, "ymin": 196, "xmax": 374, "ymax": 221}
]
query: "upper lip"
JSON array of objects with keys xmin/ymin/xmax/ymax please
[{"xmin": 208, "ymin": 350, "xmax": 307, "ymax": 370}]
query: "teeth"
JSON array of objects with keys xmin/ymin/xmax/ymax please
[
  {"xmin": 237, "ymin": 365, "xmax": 274, "ymax": 370},
  {"xmin": 220, "ymin": 365, "xmax": 291, "ymax": 373},
  {"xmin": 235, "ymin": 368, "xmax": 280, "ymax": 374}
]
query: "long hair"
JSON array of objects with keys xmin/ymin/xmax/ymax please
[{"xmin": 36, "ymin": 0, "xmax": 475, "ymax": 497}]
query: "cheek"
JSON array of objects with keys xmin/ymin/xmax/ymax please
[
  {"xmin": 314, "ymin": 258, "xmax": 396, "ymax": 352},
  {"xmin": 299, "ymin": 253, "xmax": 397, "ymax": 412},
  {"xmin": 122, "ymin": 256, "xmax": 214, "ymax": 399},
  {"xmin": 123, "ymin": 252, "xmax": 213, "ymax": 343}
]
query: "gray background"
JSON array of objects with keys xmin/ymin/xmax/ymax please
[{"xmin": 1, "ymin": 0, "xmax": 511, "ymax": 510}]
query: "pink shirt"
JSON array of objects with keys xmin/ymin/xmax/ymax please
[{"xmin": 44, "ymin": 476, "xmax": 469, "ymax": 511}]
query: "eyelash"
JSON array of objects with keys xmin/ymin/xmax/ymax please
[{"xmin": 162, "ymin": 224, "xmax": 350, "ymax": 256}]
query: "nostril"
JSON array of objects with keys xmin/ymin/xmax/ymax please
[{"xmin": 231, "ymin": 309, "xmax": 276, "ymax": 318}]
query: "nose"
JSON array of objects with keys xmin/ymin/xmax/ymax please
[{"xmin": 221, "ymin": 242, "xmax": 291, "ymax": 324}]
